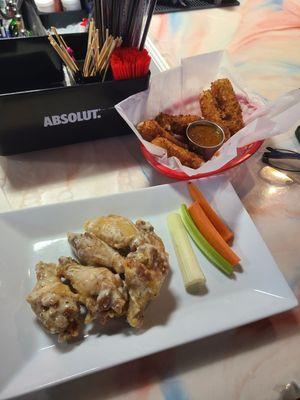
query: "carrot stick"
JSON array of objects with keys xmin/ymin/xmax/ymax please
[
  {"xmin": 189, "ymin": 202, "xmax": 240, "ymax": 266},
  {"xmin": 188, "ymin": 182, "xmax": 234, "ymax": 243}
]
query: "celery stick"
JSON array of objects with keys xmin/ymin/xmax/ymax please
[
  {"xmin": 180, "ymin": 204, "xmax": 233, "ymax": 276},
  {"xmin": 167, "ymin": 213, "xmax": 206, "ymax": 292}
]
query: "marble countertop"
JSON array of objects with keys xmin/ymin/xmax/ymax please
[{"xmin": 1, "ymin": 1, "xmax": 300, "ymax": 399}]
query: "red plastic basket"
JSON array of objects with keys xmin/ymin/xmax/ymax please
[{"xmin": 141, "ymin": 140, "xmax": 264, "ymax": 180}]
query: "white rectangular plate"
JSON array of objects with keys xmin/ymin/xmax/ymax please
[{"xmin": 0, "ymin": 177, "xmax": 297, "ymax": 400}]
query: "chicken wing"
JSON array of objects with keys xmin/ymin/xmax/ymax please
[
  {"xmin": 125, "ymin": 243, "xmax": 169, "ymax": 328},
  {"xmin": 68, "ymin": 232, "xmax": 125, "ymax": 274},
  {"xmin": 27, "ymin": 262, "xmax": 81, "ymax": 342},
  {"xmin": 210, "ymin": 78, "xmax": 244, "ymax": 135},
  {"xmin": 83, "ymin": 214, "xmax": 169, "ymax": 328},
  {"xmin": 151, "ymin": 136, "xmax": 204, "ymax": 169},
  {"xmin": 58, "ymin": 257, "xmax": 128, "ymax": 324},
  {"xmin": 84, "ymin": 213, "xmax": 163, "ymax": 250},
  {"xmin": 133, "ymin": 220, "xmax": 165, "ymax": 252},
  {"xmin": 84, "ymin": 214, "xmax": 139, "ymax": 251}
]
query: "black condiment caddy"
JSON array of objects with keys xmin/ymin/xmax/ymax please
[{"xmin": 0, "ymin": 33, "xmax": 150, "ymax": 155}]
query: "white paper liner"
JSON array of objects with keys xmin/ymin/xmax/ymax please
[{"xmin": 115, "ymin": 50, "xmax": 300, "ymax": 177}]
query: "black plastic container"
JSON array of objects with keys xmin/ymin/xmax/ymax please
[
  {"xmin": 0, "ymin": 34, "xmax": 64, "ymax": 93},
  {"xmin": 37, "ymin": 0, "xmax": 89, "ymax": 31},
  {"xmin": 0, "ymin": 33, "xmax": 150, "ymax": 155},
  {"xmin": 21, "ymin": 0, "xmax": 89, "ymax": 35},
  {"xmin": 39, "ymin": 9, "xmax": 88, "ymax": 30}
]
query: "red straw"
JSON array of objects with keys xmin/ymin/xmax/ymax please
[{"xmin": 110, "ymin": 47, "xmax": 151, "ymax": 80}]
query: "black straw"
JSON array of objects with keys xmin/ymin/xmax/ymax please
[
  {"xmin": 93, "ymin": 0, "xmax": 157, "ymax": 49},
  {"xmin": 139, "ymin": 0, "xmax": 157, "ymax": 50}
]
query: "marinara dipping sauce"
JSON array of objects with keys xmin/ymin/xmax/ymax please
[{"xmin": 186, "ymin": 120, "xmax": 225, "ymax": 161}]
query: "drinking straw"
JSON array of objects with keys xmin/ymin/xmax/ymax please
[{"xmin": 139, "ymin": 0, "xmax": 157, "ymax": 50}]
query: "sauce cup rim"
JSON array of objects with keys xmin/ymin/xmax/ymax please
[{"xmin": 186, "ymin": 120, "xmax": 225, "ymax": 149}]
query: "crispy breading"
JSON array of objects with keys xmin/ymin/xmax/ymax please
[
  {"xmin": 171, "ymin": 114, "xmax": 201, "ymax": 136},
  {"xmin": 137, "ymin": 119, "xmax": 188, "ymax": 149},
  {"xmin": 161, "ymin": 129, "xmax": 188, "ymax": 149},
  {"xmin": 137, "ymin": 120, "xmax": 163, "ymax": 142},
  {"xmin": 151, "ymin": 136, "xmax": 204, "ymax": 169},
  {"xmin": 155, "ymin": 113, "xmax": 173, "ymax": 131},
  {"xmin": 156, "ymin": 113, "xmax": 201, "ymax": 136},
  {"xmin": 199, "ymin": 90, "xmax": 223, "ymax": 124},
  {"xmin": 210, "ymin": 78, "xmax": 244, "ymax": 135},
  {"xmin": 199, "ymin": 90, "xmax": 231, "ymax": 141}
]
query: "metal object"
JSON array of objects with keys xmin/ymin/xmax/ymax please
[
  {"xmin": 262, "ymin": 147, "xmax": 300, "ymax": 173},
  {"xmin": 279, "ymin": 381, "xmax": 300, "ymax": 400},
  {"xmin": 295, "ymin": 126, "xmax": 300, "ymax": 144},
  {"xmin": 186, "ymin": 119, "xmax": 225, "ymax": 160}
]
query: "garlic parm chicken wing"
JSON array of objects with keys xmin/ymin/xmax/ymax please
[
  {"xmin": 84, "ymin": 215, "xmax": 139, "ymax": 251},
  {"xmin": 85, "ymin": 215, "xmax": 165, "ymax": 254},
  {"xmin": 83, "ymin": 214, "xmax": 169, "ymax": 328},
  {"xmin": 58, "ymin": 257, "xmax": 128, "ymax": 324},
  {"xmin": 132, "ymin": 220, "xmax": 166, "ymax": 252},
  {"xmin": 26, "ymin": 262, "xmax": 81, "ymax": 342},
  {"xmin": 125, "ymin": 244, "xmax": 169, "ymax": 328},
  {"xmin": 68, "ymin": 232, "xmax": 125, "ymax": 273}
]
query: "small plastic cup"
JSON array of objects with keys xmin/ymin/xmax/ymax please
[
  {"xmin": 34, "ymin": 0, "xmax": 56, "ymax": 13},
  {"xmin": 61, "ymin": 0, "xmax": 81, "ymax": 11},
  {"xmin": 186, "ymin": 120, "xmax": 225, "ymax": 161}
]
